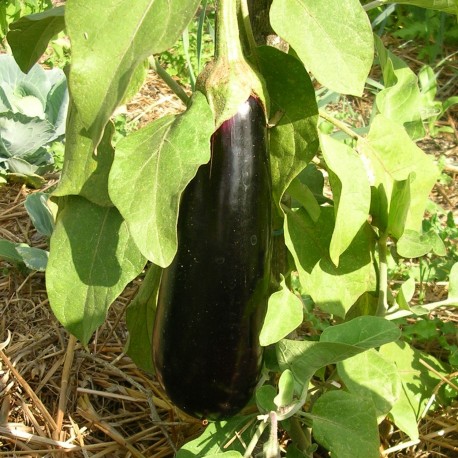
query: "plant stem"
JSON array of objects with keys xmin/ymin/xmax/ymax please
[
  {"xmin": 148, "ymin": 57, "xmax": 190, "ymax": 105},
  {"xmin": 264, "ymin": 412, "xmax": 280, "ymax": 458},
  {"xmin": 53, "ymin": 334, "xmax": 77, "ymax": 441},
  {"xmin": 318, "ymin": 109, "xmax": 361, "ymax": 140},
  {"xmin": 216, "ymin": 0, "xmax": 243, "ymax": 61},
  {"xmin": 239, "ymin": 0, "xmax": 258, "ymax": 56},
  {"xmin": 243, "ymin": 419, "xmax": 268, "ymax": 458},
  {"xmin": 363, "ymin": 0, "xmax": 386, "ymax": 11},
  {"xmin": 385, "ymin": 298, "xmax": 458, "ymax": 320},
  {"xmin": 289, "ymin": 417, "xmax": 313, "ymax": 458},
  {"xmin": 376, "ymin": 233, "xmax": 389, "ymax": 316}
]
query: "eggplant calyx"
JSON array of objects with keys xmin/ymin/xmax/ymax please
[{"xmin": 196, "ymin": 0, "xmax": 268, "ymax": 128}]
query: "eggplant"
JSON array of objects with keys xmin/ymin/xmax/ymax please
[{"xmin": 152, "ymin": 96, "xmax": 272, "ymax": 420}]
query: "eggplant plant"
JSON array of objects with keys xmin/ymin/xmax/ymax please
[{"xmin": 6, "ymin": 0, "xmax": 458, "ymax": 457}]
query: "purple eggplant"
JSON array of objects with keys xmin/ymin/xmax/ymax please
[{"xmin": 152, "ymin": 96, "xmax": 272, "ymax": 420}]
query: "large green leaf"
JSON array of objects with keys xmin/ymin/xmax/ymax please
[
  {"xmin": 53, "ymin": 109, "xmax": 115, "ymax": 207},
  {"xmin": 337, "ymin": 349, "xmax": 402, "ymax": 421},
  {"xmin": 277, "ymin": 316, "xmax": 399, "ymax": 387},
  {"xmin": 256, "ymin": 46, "xmax": 319, "ymax": 211},
  {"xmin": 379, "ymin": 341, "xmax": 451, "ymax": 440},
  {"xmin": 310, "ymin": 391, "xmax": 380, "ymax": 458},
  {"xmin": 7, "ymin": 6, "xmax": 65, "ymax": 73},
  {"xmin": 285, "ymin": 207, "xmax": 377, "ymax": 318},
  {"xmin": 320, "ymin": 134, "xmax": 371, "ymax": 266},
  {"xmin": 270, "ymin": 0, "xmax": 374, "ymax": 96},
  {"xmin": 277, "ymin": 340, "xmax": 363, "ymax": 386},
  {"xmin": 358, "ymin": 115, "xmax": 438, "ymax": 234},
  {"xmin": 108, "ymin": 92, "xmax": 214, "ymax": 267},
  {"xmin": 66, "ymin": 0, "xmax": 201, "ymax": 146},
  {"xmin": 320, "ymin": 316, "xmax": 401, "ymax": 349},
  {"xmin": 46, "ymin": 196, "xmax": 146, "ymax": 344},
  {"xmin": 374, "ymin": 35, "xmax": 425, "ymax": 139}
]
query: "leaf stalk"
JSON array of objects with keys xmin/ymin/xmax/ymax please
[
  {"xmin": 148, "ymin": 57, "xmax": 190, "ymax": 105},
  {"xmin": 318, "ymin": 109, "xmax": 361, "ymax": 140}
]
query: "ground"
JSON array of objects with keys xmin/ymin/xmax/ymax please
[{"xmin": 1, "ymin": 59, "xmax": 458, "ymax": 456}]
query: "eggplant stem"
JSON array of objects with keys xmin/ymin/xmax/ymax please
[{"xmin": 216, "ymin": 0, "xmax": 244, "ymax": 62}]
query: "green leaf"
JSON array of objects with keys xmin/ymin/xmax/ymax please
[
  {"xmin": 7, "ymin": 6, "xmax": 65, "ymax": 73},
  {"xmin": 285, "ymin": 207, "xmax": 377, "ymax": 318},
  {"xmin": 297, "ymin": 163, "xmax": 328, "ymax": 205},
  {"xmin": 379, "ymin": 341, "xmax": 451, "ymax": 439},
  {"xmin": 286, "ymin": 444, "xmax": 309, "ymax": 458},
  {"xmin": 257, "ymin": 46, "xmax": 319, "ymax": 211},
  {"xmin": 387, "ymin": 176, "xmax": 411, "ymax": 240},
  {"xmin": 205, "ymin": 453, "xmax": 243, "ymax": 458},
  {"xmin": 125, "ymin": 263, "xmax": 162, "ymax": 374},
  {"xmin": 270, "ymin": 0, "xmax": 373, "ymax": 96},
  {"xmin": 0, "ymin": 239, "xmax": 27, "ymax": 265},
  {"xmin": 46, "ymin": 196, "xmax": 146, "ymax": 344},
  {"xmin": 320, "ymin": 134, "xmax": 371, "ymax": 265},
  {"xmin": 396, "ymin": 276, "xmax": 416, "ymax": 310},
  {"xmin": 256, "ymin": 385, "xmax": 277, "ymax": 413},
  {"xmin": 66, "ymin": 0, "xmax": 201, "ymax": 146},
  {"xmin": 397, "ymin": 228, "xmax": 446, "ymax": 258},
  {"xmin": 384, "ymin": 0, "xmax": 458, "ymax": 14},
  {"xmin": 275, "ymin": 316, "xmax": 401, "ymax": 390},
  {"xmin": 15, "ymin": 245, "xmax": 48, "ymax": 271},
  {"xmin": 287, "ymin": 179, "xmax": 321, "ymax": 222},
  {"xmin": 310, "ymin": 391, "xmax": 379, "ymax": 458},
  {"xmin": 260, "ymin": 277, "xmax": 304, "ymax": 346},
  {"xmin": 176, "ymin": 416, "xmax": 255, "ymax": 457},
  {"xmin": 448, "ymin": 262, "xmax": 458, "ymax": 304},
  {"xmin": 320, "ymin": 316, "xmax": 401, "ymax": 349},
  {"xmin": 108, "ymin": 92, "xmax": 214, "ymax": 267},
  {"xmin": 358, "ymin": 115, "xmax": 438, "ymax": 233},
  {"xmin": 24, "ymin": 192, "xmax": 55, "ymax": 237},
  {"xmin": 53, "ymin": 107, "xmax": 115, "ymax": 207},
  {"xmin": 337, "ymin": 349, "xmax": 402, "ymax": 421},
  {"xmin": 274, "ymin": 369, "xmax": 295, "ymax": 408},
  {"xmin": 374, "ymin": 35, "xmax": 425, "ymax": 139},
  {"xmin": 277, "ymin": 340, "xmax": 362, "ymax": 389}
]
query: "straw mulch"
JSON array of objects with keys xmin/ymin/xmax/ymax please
[{"xmin": 1, "ymin": 66, "xmax": 458, "ymax": 457}]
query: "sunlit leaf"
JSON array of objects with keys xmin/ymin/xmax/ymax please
[
  {"xmin": 108, "ymin": 92, "xmax": 214, "ymax": 267},
  {"xmin": 66, "ymin": 0, "xmax": 201, "ymax": 146},
  {"xmin": 320, "ymin": 134, "xmax": 371, "ymax": 265},
  {"xmin": 270, "ymin": 0, "xmax": 373, "ymax": 96}
]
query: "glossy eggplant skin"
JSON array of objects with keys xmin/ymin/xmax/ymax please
[{"xmin": 152, "ymin": 96, "xmax": 272, "ymax": 420}]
